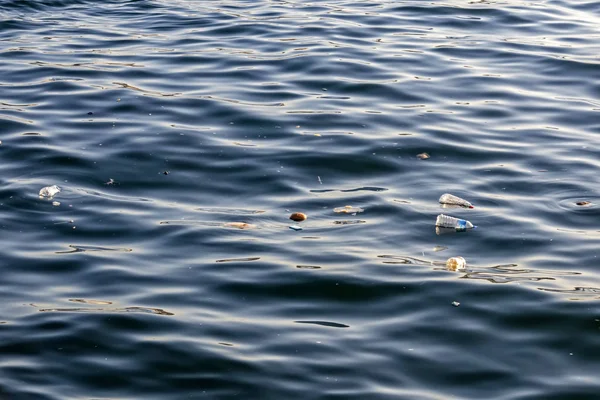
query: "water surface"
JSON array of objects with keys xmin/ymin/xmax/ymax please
[{"xmin": 2, "ymin": 0, "xmax": 600, "ymax": 399}]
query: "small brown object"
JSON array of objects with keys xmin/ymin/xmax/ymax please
[
  {"xmin": 417, "ymin": 152, "xmax": 430, "ymax": 160},
  {"xmin": 289, "ymin": 212, "xmax": 307, "ymax": 222},
  {"xmin": 446, "ymin": 256, "xmax": 466, "ymax": 271},
  {"xmin": 576, "ymin": 201, "xmax": 591, "ymax": 206}
]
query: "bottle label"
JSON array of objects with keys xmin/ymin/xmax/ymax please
[{"xmin": 457, "ymin": 220, "xmax": 467, "ymax": 230}]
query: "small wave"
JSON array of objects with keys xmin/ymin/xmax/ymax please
[
  {"xmin": 36, "ymin": 306, "xmax": 173, "ymax": 316},
  {"xmin": 310, "ymin": 186, "xmax": 387, "ymax": 193},
  {"xmin": 294, "ymin": 320, "xmax": 349, "ymax": 328},
  {"xmin": 215, "ymin": 257, "xmax": 260, "ymax": 263},
  {"xmin": 55, "ymin": 245, "xmax": 133, "ymax": 254}
]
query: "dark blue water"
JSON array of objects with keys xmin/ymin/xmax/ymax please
[{"xmin": 2, "ymin": 1, "xmax": 600, "ymax": 398}]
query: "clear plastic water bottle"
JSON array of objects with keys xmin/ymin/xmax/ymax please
[
  {"xmin": 435, "ymin": 214, "xmax": 474, "ymax": 230},
  {"xmin": 439, "ymin": 193, "xmax": 473, "ymax": 208}
]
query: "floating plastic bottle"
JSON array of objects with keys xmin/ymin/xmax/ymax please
[
  {"xmin": 39, "ymin": 185, "xmax": 61, "ymax": 198},
  {"xmin": 439, "ymin": 193, "xmax": 473, "ymax": 208},
  {"xmin": 435, "ymin": 214, "xmax": 474, "ymax": 230}
]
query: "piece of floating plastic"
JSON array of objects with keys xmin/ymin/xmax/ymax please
[
  {"xmin": 334, "ymin": 205, "xmax": 364, "ymax": 214},
  {"xmin": 439, "ymin": 193, "xmax": 473, "ymax": 208},
  {"xmin": 446, "ymin": 256, "xmax": 466, "ymax": 271},
  {"xmin": 435, "ymin": 214, "xmax": 475, "ymax": 230},
  {"xmin": 39, "ymin": 185, "xmax": 61, "ymax": 198},
  {"xmin": 289, "ymin": 225, "xmax": 303, "ymax": 231}
]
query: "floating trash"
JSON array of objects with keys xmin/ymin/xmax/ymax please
[
  {"xmin": 452, "ymin": 301, "xmax": 460, "ymax": 307},
  {"xmin": 334, "ymin": 205, "xmax": 364, "ymax": 214},
  {"xmin": 446, "ymin": 256, "xmax": 466, "ymax": 271},
  {"xmin": 433, "ymin": 246, "xmax": 448, "ymax": 252},
  {"xmin": 439, "ymin": 193, "xmax": 473, "ymax": 208},
  {"xmin": 52, "ymin": 201, "xmax": 60, "ymax": 207},
  {"xmin": 296, "ymin": 265, "xmax": 321, "ymax": 269},
  {"xmin": 289, "ymin": 212, "xmax": 307, "ymax": 222},
  {"xmin": 417, "ymin": 152, "xmax": 430, "ymax": 160},
  {"xmin": 576, "ymin": 201, "xmax": 591, "ymax": 206},
  {"xmin": 435, "ymin": 214, "xmax": 474, "ymax": 230},
  {"xmin": 223, "ymin": 222, "xmax": 255, "ymax": 229},
  {"xmin": 289, "ymin": 225, "xmax": 303, "ymax": 231},
  {"xmin": 39, "ymin": 185, "xmax": 61, "ymax": 198}
]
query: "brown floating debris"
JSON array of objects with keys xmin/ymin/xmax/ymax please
[
  {"xmin": 333, "ymin": 205, "xmax": 364, "ymax": 214},
  {"xmin": 289, "ymin": 212, "xmax": 307, "ymax": 222},
  {"xmin": 576, "ymin": 201, "xmax": 591, "ymax": 206},
  {"xmin": 417, "ymin": 152, "xmax": 430, "ymax": 160},
  {"xmin": 446, "ymin": 256, "xmax": 466, "ymax": 271}
]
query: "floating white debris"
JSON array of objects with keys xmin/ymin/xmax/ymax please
[
  {"xmin": 446, "ymin": 256, "xmax": 466, "ymax": 271},
  {"xmin": 439, "ymin": 193, "xmax": 473, "ymax": 208},
  {"xmin": 52, "ymin": 201, "xmax": 60, "ymax": 207},
  {"xmin": 452, "ymin": 301, "xmax": 460, "ymax": 307},
  {"xmin": 289, "ymin": 225, "xmax": 303, "ymax": 231},
  {"xmin": 39, "ymin": 185, "xmax": 61, "ymax": 198},
  {"xmin": 334, "ymin": 205, "xmax": 364, "ymax": 214}
]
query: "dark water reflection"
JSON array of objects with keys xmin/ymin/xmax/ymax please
[{"xmin": 1, "ymin": 0, "xmax": 600, "ymax": 398}]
